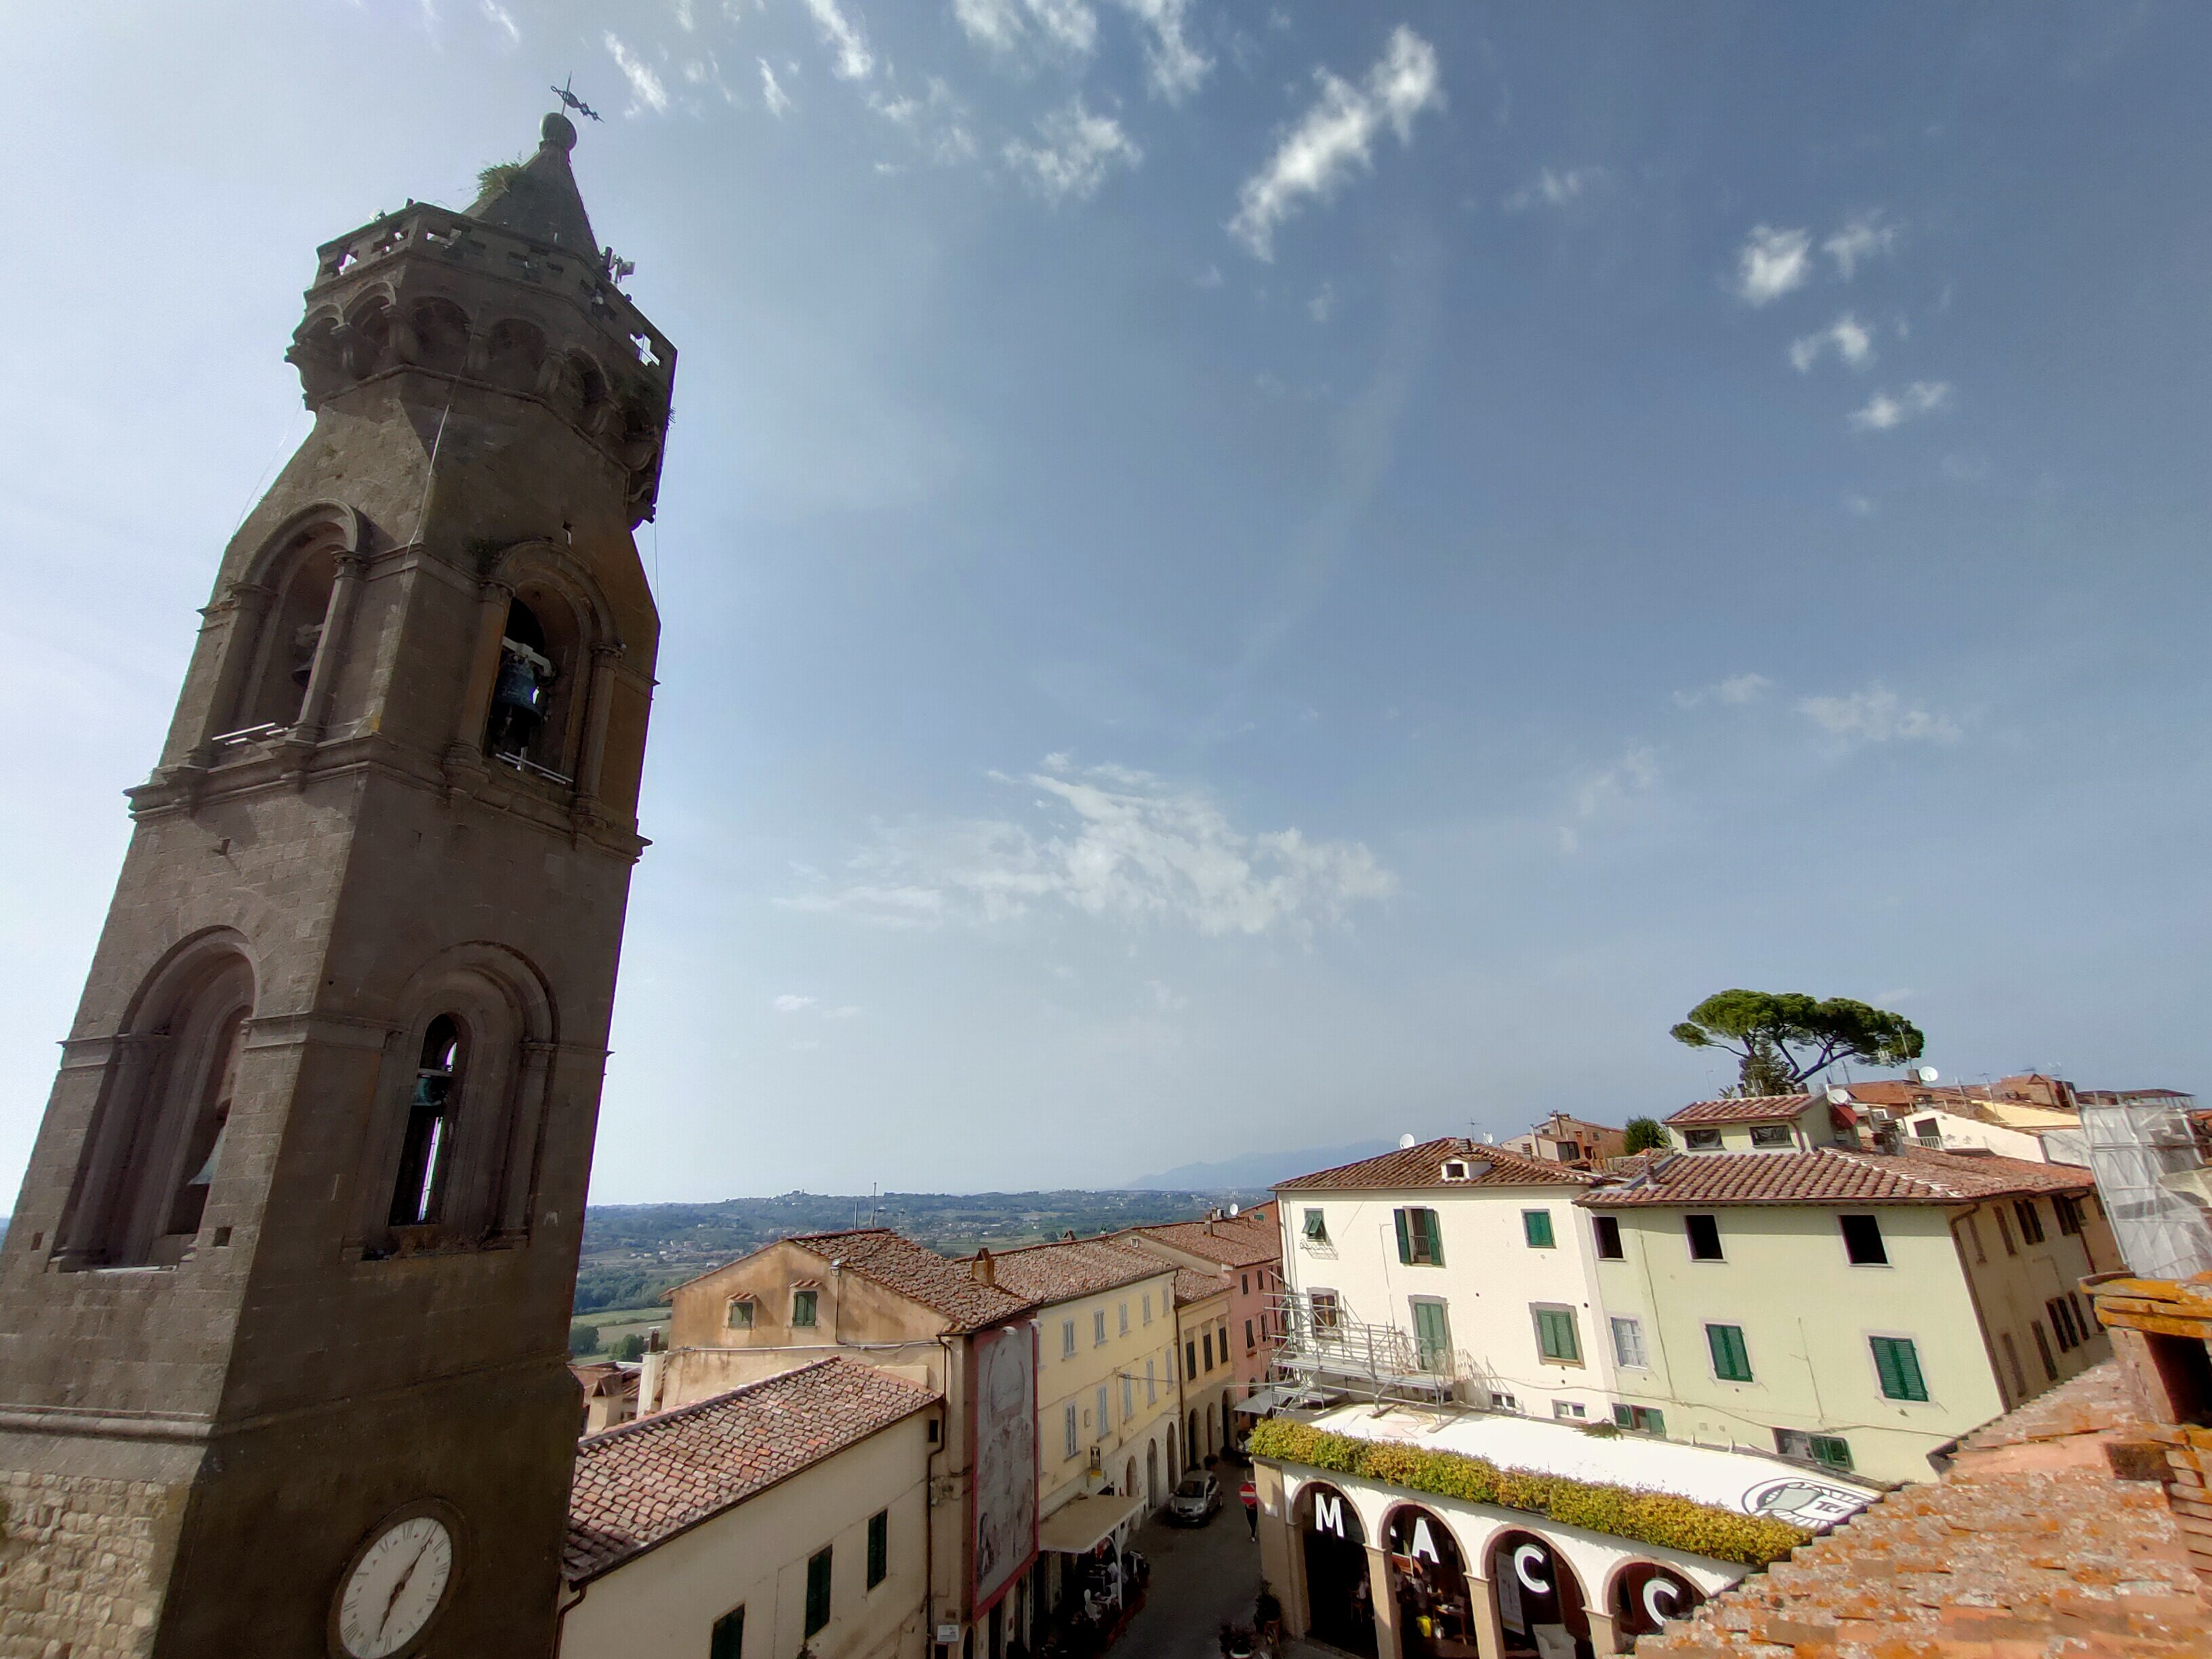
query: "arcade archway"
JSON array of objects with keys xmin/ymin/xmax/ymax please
[
  {"xmin": 1296, "ymin": 1483, "xmax": 1377, "ymax": 1658},
  {"xmin": 1610, "ymin": 1562, "xmax": 1707, "ymax": 1643},
  {"xmin": 1385, "ymin": 1506, "xmax": 1477, "ymax": 1659},
  {"xmin": 1486, "ymin": 1530, "xmax": 1592, "ymax": 1659}
]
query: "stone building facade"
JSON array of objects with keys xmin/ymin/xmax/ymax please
[{"xmin": 0, "ymin": 110, "xmax": 672, "ymax": 1657}]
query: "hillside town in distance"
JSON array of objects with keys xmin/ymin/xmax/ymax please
[{"xmin": 556, "ymin": 1065, "xmax": 2212, "ymax": 1659}]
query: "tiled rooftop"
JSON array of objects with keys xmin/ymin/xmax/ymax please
[
  {"xmin": 1637, "ymin": 1361, "xmax": 2209, "ymax": 1659},
  {"xmin": 1578, "ymin": 1146, "xmax": 2095, "ymax": 1208},
  {"xmin": 1275, "ymin": 1137, "xmax": 1595, "ymax": 1192},
  {"xmin": 787, "ymin": 1228, "xmax": 1037, "ymax": 1330},
  {"xmin": 1172, "ymin": 1266, "xmax": 1225, "ymax": 1307},
  {"xmin": 968, "ymin": 1235, "xmax": 1171, "ymax": 1307},
  {"xmin": 1665, "ymin": 1094, "xmax": 1820, "ymax": 1126},
  {"xmin": 565, "ymin": 1358, "xmax": 937, "ymax": 1584},
  {"xmin": 1130, "ymin": 1212, "xmax": 1282, "ymax": 1269}
]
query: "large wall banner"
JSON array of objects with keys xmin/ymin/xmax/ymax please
[{"xmin": 971, "ymin": 1320, "xmax": 1039, "ymax": 1615}]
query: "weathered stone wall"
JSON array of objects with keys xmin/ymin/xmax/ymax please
[{"xmin": 0, "ymin": 1465, "xmax": 188, "ymax": 1658}]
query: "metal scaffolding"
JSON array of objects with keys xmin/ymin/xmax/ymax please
[
  {"xmin": 1265, "ymin": 1287, "xmax": 1458, "ymax": 1408},
  {"xmin": 2081, "ymin": 1094, "xmax": 2212, "ymax": 1281}
]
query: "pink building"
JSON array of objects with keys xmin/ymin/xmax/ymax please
[{"xmin": 1125, "ymin": 1204, "xmax": 1284, "ymax": 1451}]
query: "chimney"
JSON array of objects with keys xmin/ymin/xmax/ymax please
[
  {"xmin": 1062, "ymin": 1229, "xmax": 1078, "ymax": 1242},
  {"xmin": 970, "ymin": 1248, "xmax": 996, "ymax": 1287}
]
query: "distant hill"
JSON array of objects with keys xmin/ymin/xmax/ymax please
[{"xmin": 1126, "ymin": 1140, "xmax": 1395, "ymax": 1192}]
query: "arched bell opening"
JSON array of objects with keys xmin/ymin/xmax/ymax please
[
  {"xmin": 1296, "ymin": 1483, "xmax": 1376, "ymax": 1658},
  {"xmin": 483, "ymin": 317, "xmax": 547, "ymax": 395},
  {"xmin": 1384, "ymin": 1505, "xmax": 1476, "ymax": 1659},
  {"xmin": 409, "ymin": 297, "xmax": 471, "ymax": 375},
  {"xmin": 242, "ymin": 543, "xmax": 338, "ymax": 732},
  {"xmin": 388, "ymin": 1015, "xmax": 464, "ymax": 1228},
  {"xmin": 1486, "ymin": 1530, "xmax": 1591, "ymax": 1659},
  {"xmin": 483, "ymin": 586, "xmax": 584, "ymax": 780}
]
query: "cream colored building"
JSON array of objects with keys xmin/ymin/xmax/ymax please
[
  {"xmin": 560, "ymin": 1358, "xmax": 937, "ymax": 1659},
  {"xmin": 979, "ymin": 1237, "xmax": 1182, "ymax": 1522},
  {"xmin": 1581, "ymin": 1144, "xmax": 2117, "ymax": 1483},
  {"xmin": 1167, "ymin": 1270, "xmax": 1232, "ymax": 1468}
]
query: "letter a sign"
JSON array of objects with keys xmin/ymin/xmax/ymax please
[
  {"xmin": 1409, "ymin": 1517, "xmax": 1441, "ymax": 1565},
  {"xmin": 1311, "ymin": 1493, "xmax": 1345, "ymax": 1538}
]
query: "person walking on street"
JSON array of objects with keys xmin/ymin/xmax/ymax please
[{"xmin": 1240, "ymin": 1476, "xmax": 1258, "ymax": 1538}]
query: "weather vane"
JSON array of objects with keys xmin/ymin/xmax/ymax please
[{"xmin": 552, "ymin": 75, "xmax": 603, "ymax": 123}]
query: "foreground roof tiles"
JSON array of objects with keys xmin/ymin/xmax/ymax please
[
  {"xmin": 1666, "ymin": 1094, "xmax": 1821, "ymax": 1126},
  {"xmin": 1638, "ymin": 1361, "xmax": 2209, "ymax": 1659},
  {"xmin": 565, "ymin": 1358, "xmax": 937, "ymax": 1584},
  {"xmin": 970, "ymin": 1236, "xmax": 1171, "ymax": 1306},
  {"xmin": 1130, "ymin": 1213, "xmax": 1282, "ymax": 1269},
  {"xmin": 1578, "ymin": 1146, "xmax": 2095, "ymax": 1208},
  {"xmin": 1172, "ymin": 1267, "xmax": 1225, "ymax": 1307},
  {"xmin": 1276, "ymin": 1137, "xmax": 1595, "ymax": 1193}
]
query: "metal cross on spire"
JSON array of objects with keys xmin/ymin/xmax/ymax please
[{"xmin": 551, "ymin": 75, "xmax": 603, "ymax": 123}]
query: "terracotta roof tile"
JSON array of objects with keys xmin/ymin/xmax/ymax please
[
  {"xmin": 967, "ymin": 1237, "xmax": 1172, "ymax": 1307},
  {"xmin": 787, "ymin": 1229, "xmax": 1037, "ymax": 1330},
  {"xmin": 1578, "ymin": 1146, "xmax": 2095, "ymax": 1208},
  {"xmin": 1275, "ymin": 1138, "xmax": 1595, "ymax": 1193},
  {"xmin": 1172, "ymin": 1267, "xmax": 1226, "ymax": 1307},
  {"xmin": 1664, "ymin": 1094, "xmax": 1820, "ymax": 1126},
  {"xmin": 1638, "ymin": 1361, "xmax": 2208, "ymax": 1659},
  {"xmin": 565, "ymin": 1358, "xmax": 937, "ymax": 1584},
  {"xmin": 1128, "ymin": 1214, "xmax": 1282, "ymax": 1269}
]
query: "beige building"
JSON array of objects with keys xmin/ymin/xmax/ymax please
[
  {"xmin": 1503, "ymin": 1112, "xmax": 1631, "ymax": 1169},
  {"xmin": 561, "ymin": 1358, "xmax": 937, "ymax": 1659},
  {"xmin": 1580, "ymin": 1144, "xmax": 2116, "ymax": 1482},
  {"xmin": 978, "ymin": 1237, "xmax": 1182, "ymax": 1521},
  {"xmin": 1125, "ymin": 1207, "xmax": 1286, "ymax": 1453},
  {"xmin": 571, "ymin": 1361, "xmax": 640, "ymax": 1436},
  {"xmin": 653, "ymin": 1229, "xmax": 1041, "ymax": 1655},
  {"xmin": 1168, "ymin": 1269, "xmax": 1233, "ymax": 1467}
]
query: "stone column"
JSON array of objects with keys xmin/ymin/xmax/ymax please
[
  {"xmin": 1368, "ymin": 1545, "xmax": 1403, "ymax": 1659},
  {"xmin": 293, "ymin": 550, "xmax": 367, "ymax": 741},
  {"xmin": 491, "ymin": 1041, "xmax": 558, "ymax": 1243},
  {"xmin": 198, "ymin": 581, "xmax": 276, "ymax": 752},
  {"xmin": 445, "ymin": 579, "xmax": 514, "ymax": 775},
  {"xmin": 572, "ymin": 642, "xmax": 622, "ymax": 809},
  {"xmin": 1467, "ymin": 1576, "xmax": 1508, "ymax": 1659},
  {"xmin": 1585, "ymin": 1610, "xmax": 1621, "ymax": 1656}
]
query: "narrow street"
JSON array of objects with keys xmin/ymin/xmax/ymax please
[{"xmin": 1116, "ymin": 1494, "xmax": 1266, "ymax": 1659}]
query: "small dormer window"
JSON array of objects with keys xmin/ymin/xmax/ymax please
[
  {"xmin": 1441, "ymin": 1159, "xmax": 1469, "ymax": 1181},
  {"xmin": 726, "ymin": 1296, "xmax": 756, "ymax": 1330}
]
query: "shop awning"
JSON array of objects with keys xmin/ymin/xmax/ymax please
[
  {"xmin": 1233, "ymin": 1387, "xmax": 1290, "ymax": 1417},
  {"xmin": 1037, "ymin": 1491, "xmax": 1145, "ymax": 1556}
]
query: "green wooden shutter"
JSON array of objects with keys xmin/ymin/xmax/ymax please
[
  {"xmin": 805, "ymin": 1547, "xmax": 833, "ymax": 1635},
  {"xmin": 1707, "ymin": 1324, "xmax": 1752, "ymax": 1382},
  {"xmin": 711, "ymin": 1607, "xmax": 745, "ymax": 1659},
  {"xmin": 1424, "ymin": 1209, "xmax": 1446, "ymax": 1266},
  {"xmin": 1394, "ymin": 1208, "xmax": 1412, "ymax": 1264},
  {"xmin": 1872, "ymin": 1336, "xmax": 1928, "ymax": 1401},
  {"xmin": 1412, "ymin": 1300, "xmax": 1450, "ymax": 1370},
  {"xmin": 1523, "ymin": 1210, "xmax": 1555, "ymax": 1249}
]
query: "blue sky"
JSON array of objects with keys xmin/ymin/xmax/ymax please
[{"xmin": 3, "ymin": 3, "xmax": 2208, "ymax": 1202}]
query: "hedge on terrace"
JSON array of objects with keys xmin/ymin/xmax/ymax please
[{"xmin": 1246, "ymin": 1418, "xmax": 1812, "ymax": 1568}]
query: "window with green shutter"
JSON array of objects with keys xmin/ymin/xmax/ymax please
[
  {"xmin": 1706, "ymin": 1323, "xmax": 1753, "ymax": 1382},
  {"xmin": 805, "ymin": 1546, "xmax": 832, "ymax": 1636},
  {"xmin": 1303, "ymin": 1208, "xmax": 1328, "ymax": 1241},
  {"xmin": 711, "ymin": 1605, "xmax": 745, "ymax": 1659},
  {"xmin": 1532, "ymin": 1305, "xmax": 1581, "ymax": 1364},
  {"xmin": 1522, "ymin": 1210, "xmax": 1555, "ymax": 1250},
  {"xmin": 1395, "ymin": 1207, "xmax": 1444, "ymax": 1265},
  {"xmin": 1870, "ymin": 1335, "xmax": 1929, "ymax": 1401},
  {"xmin": 867, "ymin": 1509, "xmax": 888, "ymax": 1589}
]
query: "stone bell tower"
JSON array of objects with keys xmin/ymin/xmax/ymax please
[{"xmin": 0, "ymin": 112, "xmax": 672, "ymax": 1656}]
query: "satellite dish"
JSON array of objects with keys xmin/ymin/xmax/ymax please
[
  {"xmin": 1398, "ymin": 1133, "xmax": 1417, "ymax": 1150},
  {"xmin": 1914, "ymin": 1066, "xmax": 1940, "ymax": 1084},
  {"xmin": 1826, "ymin": 1086, "xmax": 1850, "ymax": 1105},
  {"xmin": 1227, "ymin": 1203, "xmax": 1240, "ymax": 1217}
]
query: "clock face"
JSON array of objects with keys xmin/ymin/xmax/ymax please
[{"xmin": 335, "ymin": 1513, "xmax": 454, "ymax": 1658}]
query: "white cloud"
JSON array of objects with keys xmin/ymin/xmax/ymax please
[
  {"xmin": 771, "ymin": 994, "xmax": 817, "ymax": 1013},
  {"xmin": 1559, "ymin": 747, "xmax": 1658, "ymax": 853},
  {"xmin": 1797, "ymin": 683, "xmax": 1960, "ymax": 744},
  {"xmin": 1673, "ymin": 672, "xmax": 1773, "ymax": 710},
  {"xmin": 1112, "ymin": 0, "xmax": 1211, "ymax": 102},
  {"xmin": 1825, "ymin": 212, "xmax": 1898, "ymax": 279},
  {"xmin": 802, "ymin": 0, "xmax": 874, "ymax": 79},
  {"xmin": 1502, "ymin": 165, "xmax": 1601, "ymax": 211},
  {"xmin": 869, "ymin": 77, "xmax": 978, "ymax": 163},
  {"xmin": 480, "ymin": 0, "xmax": 519, "ymax": 45},
  {"xmin": 1849, "ymin": 380, "xmax": 1952, "ymax": 431},
  {"xmin": 1732, "ymin": 225, "xmax": 1811, "ymax": 305},
  {"xmin": 1844, "ymin": 491, "xmax": 1877, "ymax": 518},
  {"xmin": 1003, "ymin": 98, "xmax": 1141, "ymax": 204},
  {"xmin": 1228, "ymin": 25, "xmax": 1442, "ymax": 261},
  {"xmin": 605, "ymin": 32, "xmax": 671, "ymax": 114},
  {"xmin": 758, "ymin": 57, "xmax": 792, "ymax": 115},
  {"xmin": 783, "ymin": 757, "xmax": 1395, "ymax": 936},
  {"xmin": 1307, "ymin": 281, "xmax": 1334, "ymax": 322},
  {"xmin": 953, "ymin": 0, "xmax": 1097, "ymax": 58},
  {"xmin": 1789, "ymin": 312, "xmax": 1874, "ymax": 372}
]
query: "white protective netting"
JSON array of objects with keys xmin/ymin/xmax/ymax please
[{"xmin": 2081, "ymin": 1097, "xmax": 2212, "ymax": 1279}]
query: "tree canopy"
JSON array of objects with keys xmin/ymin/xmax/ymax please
[
  {"xmin": 1622, "ymin": 1117, "xmax": 1667, "ymax": 1154},
  {"xmin": 1670, "ymin": 990, "xmax": 1924, "ymax": 1094}
]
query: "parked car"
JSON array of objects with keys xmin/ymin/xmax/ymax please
[{"xmin": 1168, "ymin": 1473, "xmax": 1222, "ymax": 1525}]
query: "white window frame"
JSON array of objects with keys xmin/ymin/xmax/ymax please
[
  {"xmin": 1093, "ymin": 1309, "xmax": 1107, "ymax": 1347},
  {"xmin": 1063, "ymin": 1401, "xmax": 1079, "ymax": 1460},
  {"xmin": 1610, "ymin": 1314, "xmax": 1648, "ymax": 1370},
  {"xmin": 1061, "ymin": 1319, "xmax": 1076, "ymax": 1359},
  {"xmin": 1119, "ymin": 1301, "xmax": 1130, "ymax": 1336}
]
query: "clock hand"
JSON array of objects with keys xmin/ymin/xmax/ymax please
[{"xmin": 377, "ymin": 1542, "xmax": 430, "ymax": 1637}]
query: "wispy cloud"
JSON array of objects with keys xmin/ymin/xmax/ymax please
[
  {"xmin": 1798, "ymin": 683, "xmax": 1960, "ymax": 744},
  {"xmin": 1113, "ymin": 0, "xmax": 1211, "ymax": 102},
  {"xmin": 1004, "ymin": 98, "xmax": 1141, "ymax": 203},
  {"xmin": 1559, "ymin": 747, "xmax": 1658, "ymax": 853},
  {"xmin": 1673, "ymin": 672, "xmax": 1773, "ymax": 710},
  {"xmin": 1732, "ymin": 224, "xmax": 1812, "ymax": 305},
  {"xmin": 480, "ymin": 0, "xmax": 519, "ymax": 45},
  {"xmin": 1501, "ymin": 165, "xmax": 1601, "ymax": 211},
  {"xmin": 1307, "ymin": 281, "xmax": 1335, "ymax": 323},
  {"xmin": 954, "ymin": 0, "xmax": 1097, "ymax": 58},
  {"xmin": 1825, "ymin": 212, "xmax": 1898, "ymax": 279},
  {"xmin": 802, "ymin": 0, "xmax": 874, "ymax": 79},
  {"xmin": 869, "ymin": 77, "xmax": 978, "ymax": 163},
  {"xmin": 773, "ymin": 994, "xmax": 861, "ymax": 1017},
  {"xmin": 782, "ymin": 757, "xmax": 1395, "ymax": 936},
  {"xmin": 1849, "ymin": 381, "xmax": 1952, "ymax": 431},
  {"xmin": 605, "ymin": 32, "xmax": 671, "ymax": 114},
  {"xmin": 1789, "ymin": 312, "xmax": 1874, "ymax": 372},
  {"xmin": 1228, "ymin": 25, "xmax": 1442, "ymax": 261},
  {"xmin": 758, "ymin": 57, "xmax": 792, "ymax": 116}
]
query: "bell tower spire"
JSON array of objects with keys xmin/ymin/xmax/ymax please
[{"xmin": 0, "ymin": 107, "xmax": 676, "ymax": 1657}]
